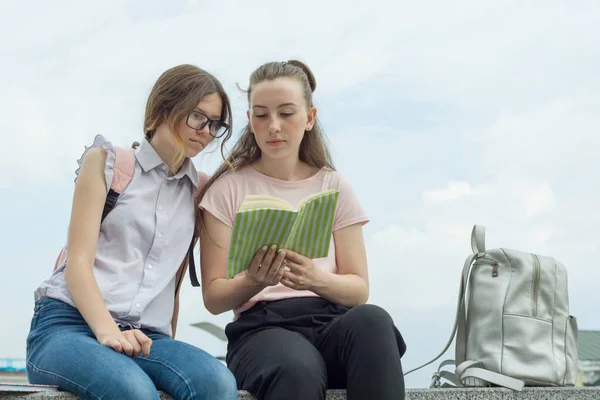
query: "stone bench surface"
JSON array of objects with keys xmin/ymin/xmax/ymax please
[{"xmin": 1, "ymin": 387, "xmax": 600, "ymax": 400}]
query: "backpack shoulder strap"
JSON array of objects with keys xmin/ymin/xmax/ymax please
[
  {"xmin": 111, "ymin": 147, "xmax": 136, "ymax": 193},
  {"xmin": 185, "ymin": 172, "xmax": 210, "ymax": 288},
  {"xmin": 403, "ymin": 225, "xmax": 484, "ymax": 376},
  {"xmin": 102, "ymin": 147, "xmax": 136, "ymax": 221}
]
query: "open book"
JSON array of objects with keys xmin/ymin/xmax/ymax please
[{"xmin": 227, "ymin": 189, "xmax": 339, "ymax": 278}]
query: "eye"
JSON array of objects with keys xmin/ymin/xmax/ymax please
[
  {"xmin": 254, "ymin": 114, "xmax": 267, "ymax": 119},
  {"xmin": 280, "ymin": 112, "xmax": 294, "ymax": 118}
]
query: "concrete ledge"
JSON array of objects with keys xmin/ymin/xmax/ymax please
[{"xmin": 1, "ymin": 387, "xmax": 599, "ymax": 399}]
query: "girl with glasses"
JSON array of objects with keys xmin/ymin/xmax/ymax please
[
  {"xmin": 26, "ymin": 64, "xmax": 237, "ymax": 400},
  {"xmin": 198, "ymin": 60, "xmax": 407, "ymax": 400}
]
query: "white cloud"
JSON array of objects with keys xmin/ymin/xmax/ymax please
[
  {"xmin": 520, "ymin": 184, "xmax": 555, "ymax": 217},
  {"xmin": 423, "ymin": 181, "xmax": 489, "ymax": 205}
]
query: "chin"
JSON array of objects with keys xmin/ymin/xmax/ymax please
[
  {"xmin": 261, "ymin": 150, "xmax": 292, "ymax": 160},
  {"xmin": 185, "ymin": 148, "xmax": 201, "ymax": 158}
]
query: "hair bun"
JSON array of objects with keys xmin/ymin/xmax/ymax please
[{"xmin": 287, "ymin": 60, "xmax": 317, "ymax": 93}]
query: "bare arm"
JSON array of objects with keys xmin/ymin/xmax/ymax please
[
  {"xmin": 282, "ymin": 223, "xmax": 369, "ymax": 307},
  {"xmin": 170, "ymin": 262, "xmax": 187, "ymax": 338},
  {"xmin": 200, "ymin": 210, "xmax": 285, "ymax": 315},
  {"xmin": 64, "ymin": 147, "xmax": 151, "ymax": 356}
]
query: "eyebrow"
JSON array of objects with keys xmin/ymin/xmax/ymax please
[
  {"xmin": 193, "ymin": 108, "xmax": 221, "ymax": 120},
  {"xmin": 252, "ymin": 103, "xmax": 298, "ymax": 109}
]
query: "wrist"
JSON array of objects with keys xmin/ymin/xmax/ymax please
[
  {"xmin": 310, "ymin": 270, "xmax": 331, "ymax": 292},
  {"xmin": 241, "ymin": 271, "xmax": 266, "ymax": 289},
  {"xmin": 94, "ymin": 322, "xmax": 121, "ymax": 340}
]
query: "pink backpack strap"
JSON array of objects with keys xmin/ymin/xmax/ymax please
[
  {"xmin": 111, "ymin": 147, "xmax": 136, "ymax": 193},
  {"xmin": 54, "ymin": 147, "xmax": 136, "ymax": 271}
]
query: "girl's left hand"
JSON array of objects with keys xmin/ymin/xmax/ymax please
[{"xmin": 280, "ymin": 250, "xmax": 327, "ymax": 291}]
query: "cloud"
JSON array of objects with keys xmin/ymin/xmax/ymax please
[{"xmin": 423, "ymin": 182, "xmax": 490, "ymax": 205}]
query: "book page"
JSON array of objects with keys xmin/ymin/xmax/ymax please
[
  {"xmin": 238, "ymin": 195, "xmax": 295, "ymax": 212},
  {"xmin": 284, "ymin": 190, "xmax": 339, "ymax": 258}
]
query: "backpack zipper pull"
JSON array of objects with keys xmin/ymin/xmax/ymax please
[{"xmin": 492, "ymin": 261, "xmax": 499, "ymax": 277}]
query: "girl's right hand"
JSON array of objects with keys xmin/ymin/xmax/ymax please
[
  {"xmin": 97, "ymin": 329, "xmax": 153, "ymax": 358},
  {"xmin": 245, "ymin": 244, "xmax": 287, "ymax": 286}
]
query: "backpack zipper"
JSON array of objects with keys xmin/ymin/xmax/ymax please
[{"xmin": 532, "ymin": 254, "xmax": 541, "ymax": 317}]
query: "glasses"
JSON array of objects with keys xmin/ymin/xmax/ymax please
[{"xmin": 186, "ymin": 111, "xmax": 229, "ymax": 138}]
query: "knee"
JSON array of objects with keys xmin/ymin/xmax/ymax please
[
  {"xmin": 344, "ymin": 304, "xmax": 395, "ymax": 330},
  {"xmin": 107, "ymin": 374, "xmax": 159, "ymax": 400},
  {"xmin": 193, "ymin": 363, "xmax": 238, "ymax": 400}
]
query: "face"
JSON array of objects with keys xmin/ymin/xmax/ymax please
[
  {"xmin": 248, "ymin": 77, "xmax": 316, "ymax": 161},
  {"xmin": 176, "ymin": 92, "xmax": 223, "ymax": 158}
]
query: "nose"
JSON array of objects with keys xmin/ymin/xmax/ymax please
[
  {"xmin": 268, "ymin": 117, "xmax": 281, "ymax": 134},
  {"xmin": 196, "ymin": 122, "xmax": 211, "ymax": 136}
]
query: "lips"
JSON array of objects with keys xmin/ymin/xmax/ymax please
[
  {"xmin": 266, "ymin": 139, "xmax": 285, "ymax": 144},
  {"xmin": 190, "ymin": 138, "xmax": 205, "ymax": 148}
]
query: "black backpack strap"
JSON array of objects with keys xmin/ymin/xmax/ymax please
[
  {"xmin": 174, "ymin": 236, "xmax": 199, "ymax": 298},
  {"xmin": 101, "ymin": 189, "xmax": 120, "ymax": 222},
  {"xmin": 187, "ymin": 236, "xmax": 200, "ymax": 287}
]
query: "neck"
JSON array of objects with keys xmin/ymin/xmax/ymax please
[
  {"xmin": 149, "ymin": 129, "xmax": 184, "ymax": 175},
  {"xmin": 254, "ymin": 155, "xmax": 314, "ymax": 181}
]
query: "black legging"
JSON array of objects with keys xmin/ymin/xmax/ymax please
[{"xmin": 225, "ymin": 297, "xmax": 407, "ymax": 400}]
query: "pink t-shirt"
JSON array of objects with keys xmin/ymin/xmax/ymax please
[{"xmin": 199, "ymin": 166, "xmax": 369, "ymax": 317}]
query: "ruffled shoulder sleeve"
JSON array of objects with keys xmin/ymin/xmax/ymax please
[{"xmin": 74, "ymin": 134, "xmax": 116, "ymax": 194}]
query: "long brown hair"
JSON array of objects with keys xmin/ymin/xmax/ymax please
[
  {"xmin": 197, "ymin": 60, "xmax": 334, "ymax": 214},
  {"xmin": 141, "ymin": 64, "xmax": 233, "ymax": 241},
  {"xmin": 141, "ymin": 64, "xmax": 233, "ymax": 168}
]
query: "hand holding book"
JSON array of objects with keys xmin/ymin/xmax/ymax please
[
  {"xmin": 280, "ymin": 249, "xmax": 327, "ymax": 291},
  {"xmin": 227, "ymin": 190, "xmax": 339, "ymax": 278},
  {"xmin": 244, "ymin": 244, "xmax": 287, "ymax": 287}
]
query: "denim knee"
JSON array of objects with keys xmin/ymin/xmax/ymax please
[
  {"xmin": 109, "ymin": 374, "xmax": 160, "ymax": 400},
  {"xmin": 192, "ymin": 364, "xmax": 238, "ymax": 400}
]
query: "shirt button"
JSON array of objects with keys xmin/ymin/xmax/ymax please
[
  {"xmin": 157, "ymin": 232, "xmax": 163, "ymax": 239},
  {"xmin": 147, "ymin": 264, "xmax": 153, "ymax": 270},
  {"xmin": 135, "ymin": 303, "xmax": 141, "ymax": 308},
  {"xmin": 158, "ymin": 205, "xmax": 164, "ymax": 211}
]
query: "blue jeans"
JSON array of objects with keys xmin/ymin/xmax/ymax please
[{"xmin": 26, "ymin": 298, "xmax": 237, "ymax": 400}]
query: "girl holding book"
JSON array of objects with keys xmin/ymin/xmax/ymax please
[
  {"xmin": 26, "ymin": 65, "xmax": 238, "ymax": 400},
  {"xmin": 199, "ymin": 60, "xmax": 407, "ymax": 400}
]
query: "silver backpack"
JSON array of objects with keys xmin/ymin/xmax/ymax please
[{"xmin": 405, "ymin": 225, "xmax": 579, "ymax": 390}]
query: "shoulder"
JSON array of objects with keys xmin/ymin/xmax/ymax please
[
  {"xmin": 319, "ymin": 168, "xmax": 355, "ymax": 192},
  {"xmin": 206, "ymin": 166, "xmax": 250, "ymax": 192},
  {"xmin": 75, "ymin": 135, "xmax": 118, "ymax": 182}
]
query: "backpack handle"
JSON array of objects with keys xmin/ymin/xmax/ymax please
[{"xmin": 471, "ymin": 225, "xmax": 486, "ymax": 254}]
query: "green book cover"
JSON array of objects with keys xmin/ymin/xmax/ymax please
[{"xmin": 227, "ymin": 189, "xmax": 339, "ymax": 278}]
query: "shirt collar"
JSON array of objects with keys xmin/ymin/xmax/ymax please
[{"xmin": 135, "ymin": 139, "xmax": 199, "ymax": 187}]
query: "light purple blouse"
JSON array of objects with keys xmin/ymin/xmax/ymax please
[{"xmin": 35, "ymin": 135, "xmax": 199, "ymax": 337}]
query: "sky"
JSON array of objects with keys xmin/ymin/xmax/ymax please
[{"xmin": 1, "ymin": 0, "xmax": 599, "ymax": 389}]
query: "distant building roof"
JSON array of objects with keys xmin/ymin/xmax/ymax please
[{"xmin": 580, "ymin": 331, "xmax": 600, "ymax": 361}]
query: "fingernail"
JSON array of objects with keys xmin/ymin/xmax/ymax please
[
  {"xmin": 262, "ymin": 245, "xmax": 268, "ymax": 251},
  {"xmin": 270, "ymin": 244, "xmax": 277, "ymax": 250}
]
